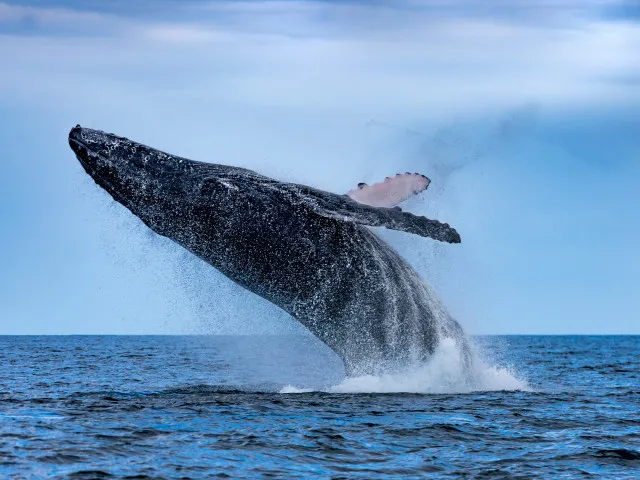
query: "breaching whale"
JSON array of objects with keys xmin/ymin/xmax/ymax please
[{"xmin": 69, "ymin": 126, "xmax": 470, "ymax": 375}]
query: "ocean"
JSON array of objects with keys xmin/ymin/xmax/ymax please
[{"xmin": 0, "ymin": 335, "xmax": 638, "ymax": 478}]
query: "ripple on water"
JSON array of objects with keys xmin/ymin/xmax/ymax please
[{"xmin": 0, "ymin": 335, "xmax": 638, "ymax": 478}]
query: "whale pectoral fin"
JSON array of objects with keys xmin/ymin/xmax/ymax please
[
  {"xmin": 338, "ymin": 201, "xmax": 461, "ymax": 243},
  {"xmin": 292, "ymin": 186, "xmax": 460, "ymax": 243},
  {"xmin": 347, "ymin": 173, "xmax": 431, "ymax": 208}
]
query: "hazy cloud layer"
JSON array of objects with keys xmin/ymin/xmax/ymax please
[{"xmin": 1, "ymin": 0, "xmax": 639, "ymax": 115}]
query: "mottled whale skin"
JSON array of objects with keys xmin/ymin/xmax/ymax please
[{"xmin": 69, "ymin": 126, "xmax": 469, "ymax": 375}]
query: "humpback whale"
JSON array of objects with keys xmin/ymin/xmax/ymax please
[{"xmin": 69, "ymin": 126, "xmax": 470, "ymax": 375}]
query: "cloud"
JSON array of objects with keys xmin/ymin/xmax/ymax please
[
  {"xmin": 0, "ymin": 2, "xmax": 123, "ymax": 35},
  {"xmin": 0, "ymin": 0, "xmax": 639, "ymax": 119},
  {"xmin": 142, "ymin": 24, "xmax": 223, "ymax": 43}
]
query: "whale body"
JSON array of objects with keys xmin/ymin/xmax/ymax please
[{"xmin": 69, "ymin": 126, "xmax": 469, "ymax": 375}]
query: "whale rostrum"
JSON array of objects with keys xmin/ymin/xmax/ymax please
[{"xmin": 69, "ymin": 126, "xmax": 469, "ymax": 375}]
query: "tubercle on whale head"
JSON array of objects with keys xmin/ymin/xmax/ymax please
[
  {"xmin": 68, "ymin": 125, "xmax": 205, "ymax": 191},
  {"xmin": 69, "ymin": 126, "xmax": 212, "ymax": 231},
  {"xmin": 67, "ymin": 126, "xmax": 252, "ymax": 243},
  {"xmin": 69, "ymin": 125, "xmax": 174, "ymax": 173}
]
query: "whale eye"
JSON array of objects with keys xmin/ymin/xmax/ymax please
[{"xmin": 200, "ymin": 178, "xmax": 231, "ymax": 199}]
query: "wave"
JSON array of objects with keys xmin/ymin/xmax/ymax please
[{"xmin": 280, "ymin": 337, "xmax": 529, "ymax": 394}]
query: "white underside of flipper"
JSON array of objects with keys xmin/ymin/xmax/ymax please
[{"xmin": 347, "ymin": 173, "xmax": 431, "ymax": 208}]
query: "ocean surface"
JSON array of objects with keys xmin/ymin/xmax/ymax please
[{"xmin": 0, "ymin": 335, "xmax": 638, "ymax": 478}]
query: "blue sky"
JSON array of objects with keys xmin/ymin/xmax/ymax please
[{"xmin": 0, "ymin": 0, "xmax": 638, "ymax": 334}]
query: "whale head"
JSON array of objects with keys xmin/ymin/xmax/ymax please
[{"xmin": 68, "ymin": 125, "xmax": 234, "ymax": 241}]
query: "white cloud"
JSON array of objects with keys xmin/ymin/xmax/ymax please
[
  {"xmin": 1, "ymin": 1, "xmax": 639, "ymax": 121},
  {"xmin": 0, "ymin": 2, "xmax": 121, "ymax": 30},
  {"xmin": 0, "ymin": 1, "xmax": 638, "ymax": 118},
  {"xmin": 142, "ymin": 24, "xmax": 224, "ymax": 44}
]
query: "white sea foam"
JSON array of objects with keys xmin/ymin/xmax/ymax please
[
  {"xmin": 280, "ymin": 338, "xmax": 530, "ymax": 394},
  {"xmin": 279, "ymin": 385, "xmax": 314, "ymax": 394}
]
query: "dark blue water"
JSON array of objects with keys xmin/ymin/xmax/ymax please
[{"xmin": 0, "ymin": 335, "xmax": 638, "ymax": 478}]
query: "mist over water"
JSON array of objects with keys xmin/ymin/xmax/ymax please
[{"xmin": 281, "ymin": 338, "xmax": 529, "ymax": 394}]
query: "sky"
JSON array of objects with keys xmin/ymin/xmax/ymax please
[{"xmin": 0, "ymin": 0, "xmax": 639, "ymax": 335}]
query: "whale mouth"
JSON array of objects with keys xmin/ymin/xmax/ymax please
[
  {"xmin": 68, "ymin": 126, "xmax": 94, "ymax": 169},
  {"xmin": 68, "ymin": 126, "xmax": 131, "ymax": 210}
]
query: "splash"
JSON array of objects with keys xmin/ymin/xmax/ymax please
[{"xmin": 280, "ymin": 338, "xmax": 529, "ymax": 394}]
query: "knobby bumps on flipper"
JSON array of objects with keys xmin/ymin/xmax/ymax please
[
  {"xmin": 335, "ymin": 172, "xmax": 459, "ymax": 243},
  {"xmin": 284, "ymin": 173, "xmax": 460, "ymax": 243},
  {"xmin": 347, "ymin": 173, "xmax": 431, "ymax": 208}
]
